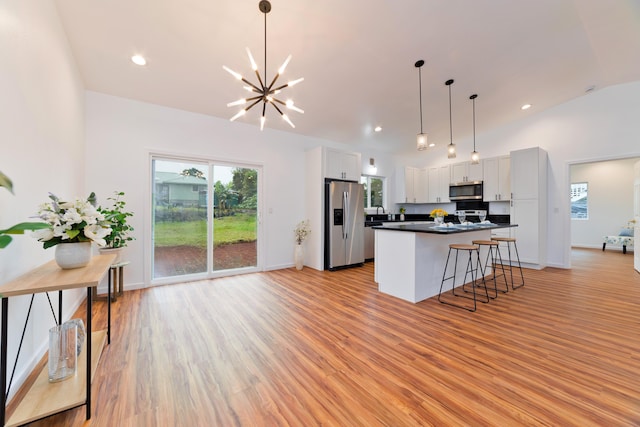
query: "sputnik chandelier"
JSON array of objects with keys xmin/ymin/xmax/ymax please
[{"xmin": 223, "ymin": 0, "xmax": 304, "ymax": 131}]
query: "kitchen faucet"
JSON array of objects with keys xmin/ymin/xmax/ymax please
[{"xmin": 376, "ymin": 206, "xmax": 385, "ymax": 215}]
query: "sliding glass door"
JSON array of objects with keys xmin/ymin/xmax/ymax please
[{"xmin": 152, "ymin": 158, "xmax": 260, "ymax": 280}]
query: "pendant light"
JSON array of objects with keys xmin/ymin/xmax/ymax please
[
  {"xmin": 470, "ymin": 94, "xmax": 480, "ymax": 164},
  {"xmin": 445, "ymin": 79, "xmax": 456, "ymax": 159},
  {"xmin": 415, "ymin": 60, "xmax": 428, "ymax": 151}
]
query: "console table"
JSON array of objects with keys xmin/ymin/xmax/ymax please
[{"xmin": 0, "ymin": 254, "xmax": 115, "ymax": 427}]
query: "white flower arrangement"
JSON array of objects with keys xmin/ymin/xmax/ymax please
[
  {"xmin": 294, "ymin": 220, "xmax": 311, "ymax": 245},
  {"xmin": 32, "ymin": 192, "xmax": 112, "ymax": 248}
]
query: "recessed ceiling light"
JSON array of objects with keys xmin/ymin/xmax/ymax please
[
  {"xmin": 521, "ymin": 104, "xmax": 532, "ymax": 110},
  {"xmin": 374, "ymin": 126, "xmax": 382, "ymax": 132},
  {"xmin": 131, "ymin": 55, "xmax": 146, "ymax": 66}
]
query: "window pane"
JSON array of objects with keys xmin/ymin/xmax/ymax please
[
  {"xmin": 153, "ymin": 160, "xmax": 208, "ymax": 278},
  {"xmin": 213, "ymin": 166, "xmax": 258, "ymax": 271},
  {"xmin": 360, "ymin": 176, "xmax": 369, "ymax": 208},
  {"xmin": 371, "ymin": 178, "xmax": 383, "ymax": 207},
  {"xmin": 571, "ymin": 182, "xmax": 588, "ymax": 219}
]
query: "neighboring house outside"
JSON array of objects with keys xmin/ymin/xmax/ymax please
[{"xmin": 155, "ymin": 172, "xmax": 207, "ymax": 207}]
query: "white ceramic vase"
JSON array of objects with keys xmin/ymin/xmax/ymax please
[
  {"xmin": 54, "ymin": 242, "xmax": 92, "ymax": 269},
  {"xmin": 400, "ymin": 214, "xmax": 405, "ymax": 221},
  {"xmin": 294, "ymin": 244, "xmax": 304, "ymax": 270}
]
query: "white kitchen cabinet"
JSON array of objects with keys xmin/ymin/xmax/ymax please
[
  {"xmin": 451, "ymin": 161, "xmax": 483, "ymax": 183},
  {"xmin": 510, "ymin": 147, "xmax": 547, "ymax": 269},
  {"xmin": 427, "ymin": 165, "xmax": 450, "ymax": 203},
  {"xmin": 483, "ymin": 156, "xmax": 511, "ymax": 201},
  {"xmin": 324, "ymin": 148, "xmax": 361, "ymax": 181},
  {"xmin": 397, "ymin": 166, "xmax": 427, "ymax": 203}
]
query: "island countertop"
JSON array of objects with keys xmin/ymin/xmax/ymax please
[{"xmin": 372, "ymin": 222, "xmax": 517, "ymax": 234}]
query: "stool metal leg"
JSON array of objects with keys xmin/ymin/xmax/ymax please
[
  {"xmin": 511, "ymin": 241, "xmax": 525, "ymax": 289},
  {"xmin": 438, "ymin": 247, "xmax": 488, "ymax": 312},
  {"xmin": 489, "ymin": 245, "xmax": 509, "ymax": 294}
]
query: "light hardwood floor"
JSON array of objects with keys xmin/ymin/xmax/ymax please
[{"xmin": 9, "ymin": 248, "xmax": 640, "ymax": 426}]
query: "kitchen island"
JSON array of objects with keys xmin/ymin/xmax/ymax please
[{"xmin": 373, "ymin": 222, "xmax": 517, "ymax": 303}]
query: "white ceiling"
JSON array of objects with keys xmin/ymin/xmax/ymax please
[{"xmin": 54, "ymin": 0, "xmax": 640, "ymax": 155}]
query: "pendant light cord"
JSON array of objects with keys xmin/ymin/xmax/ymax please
[
  {"xmin": 264, "ymin": 11, "xmax": 267, "ymax": 88},
  {"xmin": 418, "ymin": 67, "xmax": 423, "ymax": 134},
  {"xmin": 448, "ymin": 84, "xmax": 453, "ymax": 144},
  {"xmin": 472, "ymin": 96, "xmax": 476, "ymax": 151}
]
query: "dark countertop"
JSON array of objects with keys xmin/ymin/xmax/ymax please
[{"xmin": 372, "ymin": 222, "xmax": 517, "ymax": 234}]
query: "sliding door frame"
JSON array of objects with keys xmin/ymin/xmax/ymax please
[{"xmin": 147, "ymin": 151, "xmax": 264, "ymax": 287}]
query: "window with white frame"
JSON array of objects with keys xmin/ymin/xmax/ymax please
[
  {"xmin": 570, "ymin": 182, "xmax": 588, "ymax": 219},
  {"xmin": 361, "ymin": 175, "xmax": 385, "ymax": 210}
]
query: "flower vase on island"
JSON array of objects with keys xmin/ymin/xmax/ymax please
[{"xmin": 430, "ymin": 208, "xmax": 448, "ymax": 226}]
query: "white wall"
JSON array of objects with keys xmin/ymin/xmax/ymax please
[
  {"xmin": 84, "ymin": 92, "xmax": 348, "ymax": 288},
  {"xmin": 392, "ymin": 82, "xmax": 640, "ymax": 268},
  {"xmin": 0, "ymin": 0, "xmax": 86, "ymax": 399},
  {"xmin": 571, "ymin": 158, "xmax": 638, "ymax": 249}
]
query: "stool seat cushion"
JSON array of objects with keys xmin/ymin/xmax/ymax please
[
  {"xmin": 492, "ymin": 237, "xmax": 516, "ymax": 242},
  {"xmin": 472, "ymin": 240, "xmax": 498, "ymax": 246},
  {"xmin": 449, "ymin": 243, "xmax": 479, "ymax": 250},
  {"xmin": 603, "ymin": 235, "xmax": 634, "ymax": 247}
]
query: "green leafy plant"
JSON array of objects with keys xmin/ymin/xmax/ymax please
[
  {"xmin": 0, "ymin": 171, "xmax": 50, "ymax": 249},
  {"xmin": 399, "ymin": 206, "xmax": 406, "ymax": 214},
  {"xmin": 99, "ymin": 191, "xmax": 135, "ymax": 248}
]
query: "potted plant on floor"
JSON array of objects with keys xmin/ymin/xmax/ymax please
[
  {"xmin": 294, "ymin": 219, "xmax": 311, "ymax": 270},
  {"xmin": 98, "ymin": 191, "xmax": 135, "ymax": 263}
]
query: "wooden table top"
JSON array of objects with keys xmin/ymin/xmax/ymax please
[{"xmin": 0, "ymin": 254, "xmax": 116, "ymax": 298}]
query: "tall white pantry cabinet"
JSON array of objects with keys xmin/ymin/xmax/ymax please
[{"xmin": 510, "ymin": 147, "xmax": 548, "ymax": 269}]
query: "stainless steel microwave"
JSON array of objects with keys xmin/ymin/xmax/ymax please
[{"xmin": 449, "ymin": 181, "xmax": 483, "ymax": 201}]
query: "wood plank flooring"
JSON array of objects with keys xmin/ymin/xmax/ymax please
[{"xmin": 9, "ymin": 248, "xmax": 640, "ymax": 426}]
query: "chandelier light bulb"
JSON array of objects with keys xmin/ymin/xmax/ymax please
[
  {"xmin": 223, "ymin": 66, "xmax": 243, "ymax": 80},
  {"xmin": 260, "ymin": 116, "xmax": 266, "ymax": 131},
  {"xmin": 278, "ymin": 55, "xmax": 292, "ymax": 75},
  {"xmin": 246, "ymin": 48, "xmax": 258, "ymax": 71},
  {"xmin": 286, "ymin": 100, "xmax": 304, "ymax": 114},
  {"xmin": 230, "ymin": 110, "xmax": 246, "ymax": 122},
  {"xmin": 282, "ymin": 114, "xmax": 295, "ymax": 128},
  {"xmin": 227, "ymin": 99, "xmax": 247, "ymax": 107},
  {"xmin": 287, "ymin": 78, "xmax": 304, "ymax": 87}
]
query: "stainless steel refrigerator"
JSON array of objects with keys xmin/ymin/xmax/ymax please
[{"xmin": 324, "ymin": 179, "xmax": 365, "ymax": 270}]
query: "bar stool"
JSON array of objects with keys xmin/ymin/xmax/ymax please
[
  {"xmin": 438, "ymin": 243, "xmax": 489, "ymax": 312},
  {"xmin": 491, "ymin": 237, "xmax": 525, "ymax": 290},
  {"xmin": 472, "ymin": 240, "xmax": 509, "ymax": 298}
]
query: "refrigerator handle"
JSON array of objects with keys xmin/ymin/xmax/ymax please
[{"xmin": 343, "ymin": 191, "xmax": 348, "ymax": 240}]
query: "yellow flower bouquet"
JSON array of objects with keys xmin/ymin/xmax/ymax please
[{"xmin": 430, "ymin": 208, "xmax": 448, "ymax": 218}]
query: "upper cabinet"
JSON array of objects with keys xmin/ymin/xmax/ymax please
[
  {"xmin": 451, "ymin": 161, "xmax": 483, "ymax": 183},
  {"xmin": 396, "ymin": 166, "xmax": 427, "ymax": 204},
  {"xmin": 427, "ymin": 165, "xmax": 450, "ymax": 203},
  {"xmin": 483, "ymin": 156, "xmax": 511, "ymax": 201},
  {"xmin": 324, "ymin": 148, "xmax": 361, "ymax": 181}
]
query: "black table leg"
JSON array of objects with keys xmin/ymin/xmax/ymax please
[
  {"xmin": 1, "ymin": 298, "xmax": 8, "ymax": 427},
  {"xmin": 58, "ymin": 290, "xmax": 62, "ymax": 326},
  {"xmin": 86, "ymin": 287, "xmax": 92, "ymax": 420},
  {"xmin": 108, "ymin": 268, "xmax": 111, "ymax": 345}
]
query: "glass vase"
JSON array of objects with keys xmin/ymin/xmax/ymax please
[{"xmin": 48, "ymin": 321, "xmax": 78, "ymax": 382}]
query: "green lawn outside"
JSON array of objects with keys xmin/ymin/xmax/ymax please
[{"xmin": 154, "ymin": 213, "xmax": 257, "ymax": 247}]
